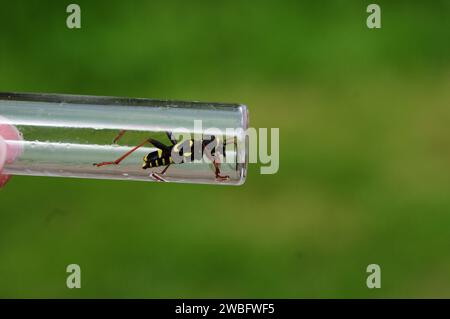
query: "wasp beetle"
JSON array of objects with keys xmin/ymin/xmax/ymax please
[{"xmin": 94, "ymin": 131, "xmax": 231, "ymax": 182}]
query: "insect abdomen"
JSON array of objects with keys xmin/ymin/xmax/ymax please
[{"xmin": 142, "ymin": 154, "xmax": 173, "ymax": 169}]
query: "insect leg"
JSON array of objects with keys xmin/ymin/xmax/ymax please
[
  {"xmin": 93, "ymin": 138, "xmax": 166, "ymax": 167},
  {"xmin": 224, "ymin": 137, "xmax": 236, "ymax": 147},
  {"xmin": 113, "ymin": 130, "xmax": 127, "ymax": 144},
  {"xmin": 150, "ymin": 164, "xmax": 171, "ymax": 182},
  {"xmin": 150, "ymin": 173, "xmax": 167, "ymax": 182},
  {"xmin": 160, "ymin": 164, "xmax": 171, "ymax": 175},
  {"xmin": 212, "ymin": 160, "xmax": 230, "ymax": 180},
  {"xmin": 204, "ymin": 145, "xmax": 229, "ymax": 181}
]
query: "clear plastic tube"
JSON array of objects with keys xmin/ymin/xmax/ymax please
[{"xmin": 0, "ymin": 93, "xmax": 248, "ymax": 185}]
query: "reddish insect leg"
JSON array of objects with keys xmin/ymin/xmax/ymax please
[
  {"xmin": 94, "ymin": 139, "xmax": 151, "ymax": 167},
  {"xmin": 113, "ymin": 130, "xmax": 127, "ymax": 143},
  {"xmin": 213, "ymin": 160, "xmax": 229, "ymax": 180},
  {"xmin": 160, "ymin": 164, "xmax": 171, "ymax": 175},
  {"xmin": 150, "ymin": 164, "xmax": 171, "ymax": 182},
  {"xmin": 150, "ymin": 173, "xmax": 167, "ymax": 182},
  {"xmin": 204, "ymin": 146, "xmax": 229, "ymax": 181}
]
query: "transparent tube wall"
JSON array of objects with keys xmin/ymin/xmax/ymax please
[{"xmin": 0, "ymin": 93, "xmax": 248, "ymax": 185}]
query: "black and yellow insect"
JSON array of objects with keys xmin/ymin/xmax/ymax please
[{"xmin": 94, "ymin": 131, "xmax": 229, "ymax": 182}]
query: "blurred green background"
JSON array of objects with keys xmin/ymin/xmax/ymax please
[{"xmin": 1, "ymin": 0, "xmax": 450, "ymax": 298}]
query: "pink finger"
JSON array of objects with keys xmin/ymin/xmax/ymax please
[
  {"xmin": 0, "ymin": 116, "xmax": 23, "ymax": 188},
  {"xmin": 0, "ymin": 134, "xmax": 9, "ymax": 188}
]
